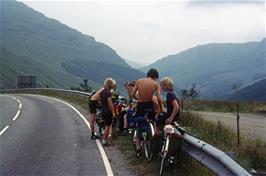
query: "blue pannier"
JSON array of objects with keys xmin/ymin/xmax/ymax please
[
  {"xmin": 127, "ymin": 109, "xmax": 136, "ymax": 128},
  {"xmin": 136, "ymin": 116, "xmax": 149, "ymax": 133}
]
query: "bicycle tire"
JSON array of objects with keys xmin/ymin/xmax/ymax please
[
  {"xmin": 144, "ymin": 140, "xmax": 151, "ymax": 160},
  {"xmin": 160, "ymin": 155, "xmax": 166, "ymax": 176},
  {"xmin": 144, "ymin": 122, "xmax": 155, "ymax": 160}
]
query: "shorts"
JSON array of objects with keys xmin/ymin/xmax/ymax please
[
  {"xmin": 89, "ymin": 100, "xmax": 98, "ymax": 114},
  {"xmin": 155, "ymin": 113, "xmax": 168, "ymax": 127},
  {"xmin": 102, "ymin": 112, "xmax": 112, "ymax": 126},
  {"xmin": 155, "ymin": 113, "xmax": 179, "ymax": 129},
  {"xmin": 136, "ymin": 101, "xmax": 155, "ymax": 120}
]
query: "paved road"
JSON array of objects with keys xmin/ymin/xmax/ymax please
[
  {"xmin": 195, "ymin": 111, "xmax": 266, "ymax": 142},
  {"xmin": 0, "ymin": 95, "xmax": 20, "ymax": 130},
  {"xmin": 0, "ymin": 94, "xmax": 109, "ymax": 176}
]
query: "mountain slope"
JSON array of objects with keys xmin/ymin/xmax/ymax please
[
  {"xmin": 0, "ymin": 0, "xmax": 144, "ymax": 90},
  {"xmin": 142, "ymin": 39, "xmax": 266, "ymax": 98},
  {"xmin": 224, "ymin": 78, "xmax": 266, "ymax": 102}
]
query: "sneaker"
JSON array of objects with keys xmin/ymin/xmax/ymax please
[
  {"xmin": 102, "ymin": 139, "xmax": 108, "ymax": 146},
  {"xmin": 91, "ymin": 133, "xmax": 100, "ymax": 140}
]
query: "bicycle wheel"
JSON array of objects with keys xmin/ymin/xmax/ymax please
[
  {"xmin": 160, "ymin": 136, "xmax": 170, "ymax": 175},
  {"xmin": 144, "ymin": 140, "xmax": 151, "ymax": 160},
  {"xmin": 145, "ymin": 122, "xmax": 156, "ymax": 160},
  {"xmin": 160, "ymin": 155, "xmax": 166, "ymax": 176},
  {"xmin": 133, "ymin": 130, "xmax": 141, "ymax": 158}
]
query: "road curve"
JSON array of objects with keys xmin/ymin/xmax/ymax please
[
  {"xmin": 0, "ymin": 94, "xmax": 109, "ymax": 176},
  {"xmin": 0, "ymin": 95, "xmax": 20, "ymax": 130}
]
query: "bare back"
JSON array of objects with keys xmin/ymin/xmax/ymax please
[
  {"xmin": 90, "ymin": 88, "xmax": 104, "ymax": 101},
  {"xmin": 136, "ymin": 78, "xmax": 159, "ymax": 102}
]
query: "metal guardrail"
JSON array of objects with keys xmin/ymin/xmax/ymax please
[
  {"xmin": 182, "ymin": 134, "xmax": 251, "ymax": 176},
  {"xmin": 0, "ymin": 88, "xmax": 92, "ymax": 97},
  {"xmin": 0, "ymin": 88, "xmax": 252, "ymax": 176}
]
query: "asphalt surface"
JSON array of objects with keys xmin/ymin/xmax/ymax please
[
  {"xmin": 0, "ymin": 95, "xmax": 19, "ymax": 129},
  {"xmin": 0, "ymin": 94, "xmax": 107, "ymax": 176}
]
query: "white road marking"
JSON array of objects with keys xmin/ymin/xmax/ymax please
[
  {"xmin": 13, "ymin": 110, "xmax": 21, "ymax": 121},
  {"xmin": 35, "ymin": 95, "xmax": 114, "ymax": 176},
  {"xmin": 10, "ymin": 96, "xmax": 17, "ymax": 101},
  {"xmin": 6, "ymin": 95, "xmax": 23, "ymax": 121},
  {"xmin": 1, "ymin": 95, "xmax": 23, "ymax": 125},
  {"xmin": 0, "ymin": 95, "xmax": 23, "ymax": 137},
  {"xmin": 0, "ymin": 126, "xmax": 10, "ymax": 136}
]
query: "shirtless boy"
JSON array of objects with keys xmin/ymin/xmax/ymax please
[
  {"xmin": 88, "ymin": 87, "xmax": 104, "ymax": 139},
  {"xmin": 129, "ymin": 68, "xmax": 162, "ymax": 119}
]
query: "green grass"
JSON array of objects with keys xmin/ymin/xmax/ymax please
[
  {"xmin": 113, "ymin": 131, "xmax": 212, "ymax": 176},
  {"xmin": 182, "ymin": 99, "xmax": 266, "ymax": 114},
  {"xmin": 9, "ymin": 91, "xmax": 266, "ymax": 175}
]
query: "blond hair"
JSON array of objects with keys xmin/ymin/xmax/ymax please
[
  {"xmin": 104, "ymin": 77, "xmax": 116, "ymax": 90},
  {"xmin": 160, "ymin": 77, "xmax": 174, "ymax": 91}
]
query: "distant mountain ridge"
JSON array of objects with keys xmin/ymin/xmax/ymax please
[
  {"xmin": 0, "ymin": 0, "xmax": 144, "ymax": 90},
  {"xmin": 224, "ymin": 78, "xmax": 266, "ymax": 102},
  {"xmin": 142, "ymin": 38, "xmax": 266, "ymax": 100}
]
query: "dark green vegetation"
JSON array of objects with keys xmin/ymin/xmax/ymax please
[
  {"xmin": 0, "ymin": 0, "xmax": 144, "ymax": 90},
  {"xmin": 183, "ymin": 99, "xmax": 266, "ymax": 114},
  {"xmin": 142, "ymin": 38, "xmax": 266, "ymax": 100},
  {"xmin": 10, "ymin": 90, "xmax": 265, "ymax": 175}
]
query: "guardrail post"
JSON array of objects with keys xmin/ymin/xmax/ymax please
[{"xmin": 236, "ymin": 102, "xmax": 240, "ymax": 146}]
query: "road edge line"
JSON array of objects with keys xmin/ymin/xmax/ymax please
[
  {"xmin": 12, "ymin": 110, "xmax": 21, "ymax": 121},
  {"xmin": 0, "ymin": 126, "xmax": 10, "ymax": 136},
  {"xmin": 3, "ymin": 95, "xmax": 23, "ymax": 122},
  {"xmin": 35, "ymin": 95, "xmax": 114, "ymax": 176}
]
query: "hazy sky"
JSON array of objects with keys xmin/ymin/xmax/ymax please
[{"xmin": 20, "ymin": 0, "xmax": 265, "ymax": 64}]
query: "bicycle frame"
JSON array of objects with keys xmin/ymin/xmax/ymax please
[{"xmin": 160, "ymin": 123, "xmax": 183, "ymax": 176}]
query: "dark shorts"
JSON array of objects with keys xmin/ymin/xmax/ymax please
[
  {"xmin": 155, "ymin": 113, "xmax": 179, "ymax": 129},
  {"xmin": 155, "ymin": 113, "xmax": 167, "ymax": 127},
  {"xmin": 102, "ymin": 112, "xmax": 112, "ymax": 126},
  {"xmin": 89, "ymin": 100, "xmax": 98, "ymax": 114},
  {"xmin": 136, "ymin": 101, "xmax": 155, "ymax": 120}
]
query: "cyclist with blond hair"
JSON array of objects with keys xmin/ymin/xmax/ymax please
[
  {"xmin": 100, "ymin": 78, "xmax": 117, "ymax": 145},
  {"xmin": 155, "ymin": 77, "xmax": 180, "ymax": 134}
]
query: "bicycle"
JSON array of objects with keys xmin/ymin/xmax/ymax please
[
  {"xmin": 159, "ymin": 122, "xmax": 185, "ymax": 176},
  {"xmin": 133, "ymin": 110, "xmax": 155, "ymax": 160}
]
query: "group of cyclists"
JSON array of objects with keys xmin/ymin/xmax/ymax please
[{"xmin": 88, "ymin": 68, "xmax": 183, "ymax": 174}]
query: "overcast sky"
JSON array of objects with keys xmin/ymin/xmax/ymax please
[{"xmin": 20, "ymin": 0, "xmax": 265, "ymax": 64}]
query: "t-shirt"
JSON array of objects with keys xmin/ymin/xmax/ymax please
[
  {"xmin": 100, "ymin": 88, "xmax": 112, "ymax": 114},
  {"xmin": 166, "ymin": 92, "xmax": 180, "ymax": 118}
]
